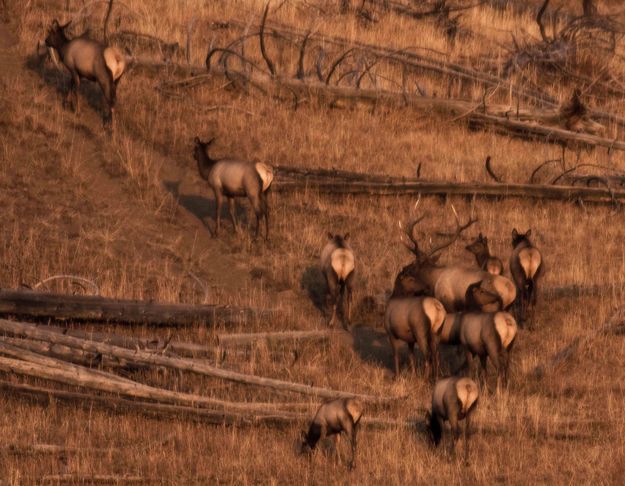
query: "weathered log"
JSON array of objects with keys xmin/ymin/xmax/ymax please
[
  {"xmin": 0, "ymin": 354, "xmax": 315, "ymax": 414},
  {"xmin": 273, "ymin": 172, "xmax": 625, "ymax": 204},
  {"xmin": 217, "ymin": 330, "xmax": 340, "ymax": 347},
  {"xmin": 0, "ymin": 319, "xmax": 396, "ymax": 403},
  {"xmin": 0, "ymin": 289, "xmax": 275, "ymax": 326},
  {"xmin": 1, "ymin": 443, "xmax": 109, "ymax": 456}
]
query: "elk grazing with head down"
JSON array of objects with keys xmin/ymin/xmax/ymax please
[
  {"xmin": 397, "ymin": 200, "xmax": 516, "ymax": 313},
  {"xmin": 509, "ymin": 228, "xmax": 543, "ymax": 324},
  {"xmin": 427, "ymin": 376, "xmax": 478, "ymax": 462},
  {"xmin": 297, "ymin": 397, "xmax": 363, "ymax": 470},
  {"xmin": 193, "ymin": 137, "xmax": 273, "ymax": 240},
  {"xmin": 320, "ymin": 233, "xmax": 355, "ymax": 329},
  {"xmin": 433, "ymin": 310, "xmax": 517, "ymax": 387},
  {"xmin": 465, "ymin": 233, "xmax": 503, "ymax": 276},
  {"xmin": 44, "ymin": 19, "xmax": 125, "ymax": 127}
]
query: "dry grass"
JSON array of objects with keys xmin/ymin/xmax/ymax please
[{"xmin": 1, "ymin": 0, "xmax": 625, "ymax": 482}]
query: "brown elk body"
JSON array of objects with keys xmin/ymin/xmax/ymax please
[
  {"xmin": 45, "ymin": 20, "xmax": 125, "ymax": 126},
  {"xmin": 298, "ymin": 397, "xmax": 363, "ymax": 469},
  {"xmin": 427, "ymin": 377, "xmax": 479, "ymax": 462},
  {"xmin": 465, "ymin": 233, "xmax": 503, "ymax": 276},
  {"xmin": 193, "ymin": 137, "xmax": 273, "ymax": 240},
  {"xmin": 320, "ymin": 233, "xmax": 355, "ymax": 329},
  {"xmin": 434, "ymin": 311, "xmax": 517, "ymax": 386},
  {"xmin": 397, "ymin": 206, "xmax": 516, "ymax": 313},
  {"xmin": 509, "ymin": 229, "xmax": 543, "ymax": 324},
  {"xmin": 384, "ymin": 281, "xmax": 446, "ymax": 380}
]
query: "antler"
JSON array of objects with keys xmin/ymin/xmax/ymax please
[
  {"xmin": 399, "ymin": 195, "xmax": 427, "ymax": 255},
  {"xmin": 428, "ymin": 204, "xmax": 478, "ymax": 256}
]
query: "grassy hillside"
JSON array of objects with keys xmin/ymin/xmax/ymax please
[{"xmin": 1, "ymin": 0, "xmax": 625, "ymax": 482}]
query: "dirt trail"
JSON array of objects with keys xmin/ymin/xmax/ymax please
[{"xmin": 0, "ymin": 18, "xmax": 256, "ymax": 301}]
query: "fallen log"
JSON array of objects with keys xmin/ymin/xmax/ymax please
[
  {"xmin": 0, "ymin": 289, "xmax": 275, "ymax": 327},
  {"xmin": 273, "ymin": 173, "xmax": 625, "ymax": 204},
  {"xmin": 0, "ymin": 354, "xmax": 314, "ymax": 413},
  {"xmin": 0, "ymin": 319, "xmax": 396, "ymax": 404},
  {"xmin": 217, "ymin": 330, "xmax": 340, "ymax": 347},
  {"xmin": 1, "ymin": 443, "xmax": 109, "ymax": 456}
]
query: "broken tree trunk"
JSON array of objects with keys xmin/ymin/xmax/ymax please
[
  {"xmin": 217, "ymin": 330, "xmax": 340, "ymax": 347},
  {"xmin": 0, "ymin": 289, "xmax": 275, "ymax": 326},
  {"xmin": 273, "ymin": 172, "xmax": 625, "ymax": 204},
  {"xmin": 0, "ymin": 319, "xmax": 396, "ymax": 404}
]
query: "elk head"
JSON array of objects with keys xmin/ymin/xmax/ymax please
[
  {"xmin": 465, "ymin": 233, "xmax": 488, "ymax": 256},
  {"xmin": 45, "ymin": 20, "xmax": 71, "ymax": 49},
  {"xmin": 511, "ymin": 228, "xmax": 532, "ymax": 248}
]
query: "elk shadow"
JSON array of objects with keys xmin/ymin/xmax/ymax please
[
  {"xmin": 300, "ymin": 265, "xmax": 326, "ymax": 313},
  {"xmin": 350, "ymin": 325, "xmax": 394, "ymax": 371},
  {"xmin": 25, "ymin": 54, "xmax": 109, "ymax": 119},
  {"xmin": 163, "ymin": 180, "xmax": 249, "ymax": 232}
]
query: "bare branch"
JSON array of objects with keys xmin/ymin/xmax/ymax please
[
  {"xmin": 103, "ymin": 0, "xmax": 114, "ymax": 43},
  {"xmin": 536, "ymin": 0, "xmax": 551, "ymax": 43},
  {"xmin": 295, "ymin": 30, "xmax": 311, "ymax": 80},
  {"xmin": 325, "ymin": 48, "xmax": 355, "ymax": 85},
  {"xmin": 260, "ymin": 2, "xmax": 276, "ymax": 76},
  {"xmin": 485, "ymin": 156, "xmax": 502, "ymax": 182},
  {"xmin": 33, "ymin": 275, "xmax": 100, "ymax": 295}
]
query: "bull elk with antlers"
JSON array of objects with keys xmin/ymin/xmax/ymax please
[{"xmin": 396, "ymin": 199, "xmax": 516, "ymax": 313}]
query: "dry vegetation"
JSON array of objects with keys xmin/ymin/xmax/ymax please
[{"xmin": 1, "ymin": 0, "xmax": 625, "ymax": 482}]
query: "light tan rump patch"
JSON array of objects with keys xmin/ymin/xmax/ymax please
[
  {"xmin": 255, "ymin": 163, "xmax": 274, "ymax": 192},
  {"xmin": 346, "ymin": 398, "xmax": 364, "ymax": 423},
  {"xmin": 494, "ymin": 312, "xmax": 517, "ymax": 349},
  {"xmin": 519, "ymin": 247, "xmax": 541, "ymax": 279},
  {"xmin": 331, "ymin": 249, "xmax": 354, "ymax": 281},
  {"xmin": 492, "ymin": 276, "xmax": 516, "ymax": 308},
  {"xmin": 103, "ymin": 46, "xmax": 126, "ymax": 81},
  {"xmin": 423, "ymin": 297, "xmax": 446, "ymax": 334},
  {"xmin": 455, "ymin": 378, "xmax": 478, "ymax": 413}
]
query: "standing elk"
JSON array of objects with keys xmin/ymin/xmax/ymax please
[
  {"xmin": 433, "ymin": 311, "xmax": 517, "ymax": 387},
  {"xmin": 385, "ymin": 277, "xmax": 446, "ymax": 380},
  {"xmin": 509, "ymin": 228, "xmax": 543, "ymax": 324},
  {"xmin": 320, "ymin": 233, "xmax": 355, "ymax": 329},
  {"xmin": 298, "ymin": 397, "xmax": 363, "ymax": 470},
  {"xmin": 193, "ymin": 137, "xmax": 273, "ymax": 240},
  {"xmin": 427, "ymin": 376, "xmax": 479, "ymax": 462},
  {"xmin": 397, "ymin": 202, "xmax": 516, "ymax": 313},
  {"xmin": 465, "ymin": 233, "xmax": 503, "ymax": 275},
  {"xmin": 44, "ymin": 20, "xmax": 125, "ymax": 127}
]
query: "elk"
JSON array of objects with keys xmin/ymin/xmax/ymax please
[
  {"xmin": 385, "ymin": 276, "xmax": 446, "ymax": 380},
  {"xmin": 192, "ymin": 137, "xmax": 273, "ymax": 240},
  {"xmin": 427, "ymin": 376, "xmax": 478, "ymax": 462},
  {"xmin": 298, "ymin": 397, "xmax": 363, "ymax": 470},
  {"xmin": 510, "ymin": 228, "xmax": 543, "ymax": 324},
  {"xmin": 465, "ymin": 233, "xmax": 503, "ymax": 275},
  {"xmin": 433, "ymin": 311, "xmax": 518, "ymax": 387},
  {"xmin": 398, "ymin": 201, "xmax": 516, "ymax": 313},
  {"xmin": 320, "ymin": 233, "xmax": 355, "ymax": 329},
  {"xmin": 44, "ymin": 20, "xmax": 125, "ymax": 127}
]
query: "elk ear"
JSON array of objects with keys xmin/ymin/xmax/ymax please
[
  {"xmin": 193, "ymin": 136, "xmax": 201, "ymax": 145},
  {"xmin": 483, "ymin": 236, "xmax": 488, "ymax": 244},
  {"xmin": 327, "ymin": 232, "xmax": 333, "ymax": 240},
  {"xmin": 343, "ymin": 233, "xmax": 350, "ymax": 241},
  {"xmin": 60, "ymin": 20, "xmax": 71, "ymax": 30},
  {"xmin": 52, "ymin": 19, "xmax": 60, "ymax": 28},
  {"xmin": 430, "ymin": 254, "xmax": 441, "ymax": 264},
  {"xmin": 478, "ymin": 232, "xmax": 483, "ymax": 239},
  {"xmin": 511, "ymin": 228, "xmax": 518, "ymax": 239},
  {"xmin": 526, "ymin": 229, "xmax": 532, "ymax": 237}
]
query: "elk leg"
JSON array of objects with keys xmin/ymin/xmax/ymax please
[
  {"xmin": 327, "ymin": 279, "xmax": 339, "ymax": 327},
  {"xmin": 407, "ymin": 342, "xmax": 417, "ymax": 376},
  {"xmin": 214, "ymin": 191, "xmax": 223, "ymax": 237},
  {"xmin": 388, "ymin": 336, "xmax": 401, "ymax": 379},
  {"xmin": 479, "ymin": 354, "xmax": 488, "ymax": 387},
  {"xmin": 251, "ymin": 197, "xmax": 262, "ymax": 240},
  {"xmin": 261, "ymin": 193, "xmax": 269, "ymax": 241},
  {"xmin": 227, "ymin": 197, "xmax": 237, "ymax": 232},
  {"xmin": 463, "ymin": 413, "xmax": 471, "ymax": 464},
  {"xmin": 448, "ymin": 412, "xmax": 460, "ymax": 457}
]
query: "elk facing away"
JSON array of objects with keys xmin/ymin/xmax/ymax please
[
  {"xmin": 45, "ymin": 20, "xmax": 125, "ymax": 127},
  {"xmin": 434, "ymin": 311, "xmax": 518, "ymax": 387},
  {"xmin": 193, "ymin": 137, "xmax": 273, "ymax": 240},
  {"xmin": 509, "ymin": 228, "xmax": 543, "ymax": 324},
  {"xmin": 320, "ymin": 233, "xmax": 355, "ymax": 329},
  {"xmin": 427, "ymin": 377, "xmax": 478, "ymax": 462},
  {"xmin": 397, "ymin": 202, "xmax": 516, "ymax": 313},
  {"xmin": 298, "ymin": 398, "xmax": 363, "ymax": 470},
  {"xmin": 465, "ymin": 233, "xmax": 503, "ymax": 276}
]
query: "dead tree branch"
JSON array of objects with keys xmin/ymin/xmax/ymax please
[
  {"xmin": 260, "ymin": 2, "xmax": 276, "ymax": 76},
  {"xmin": 484, "ymin": 155, "xmax": 502, "ymax": 182}
]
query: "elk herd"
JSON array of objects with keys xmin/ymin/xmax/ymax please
[{"xmin": 40, "ymin": 17, "xmax": 545, "ymax": 472}]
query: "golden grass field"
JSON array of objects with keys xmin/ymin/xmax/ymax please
[{"xmin": 2, "ymin": 0, "xmax": 625, "ymax": 482}]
